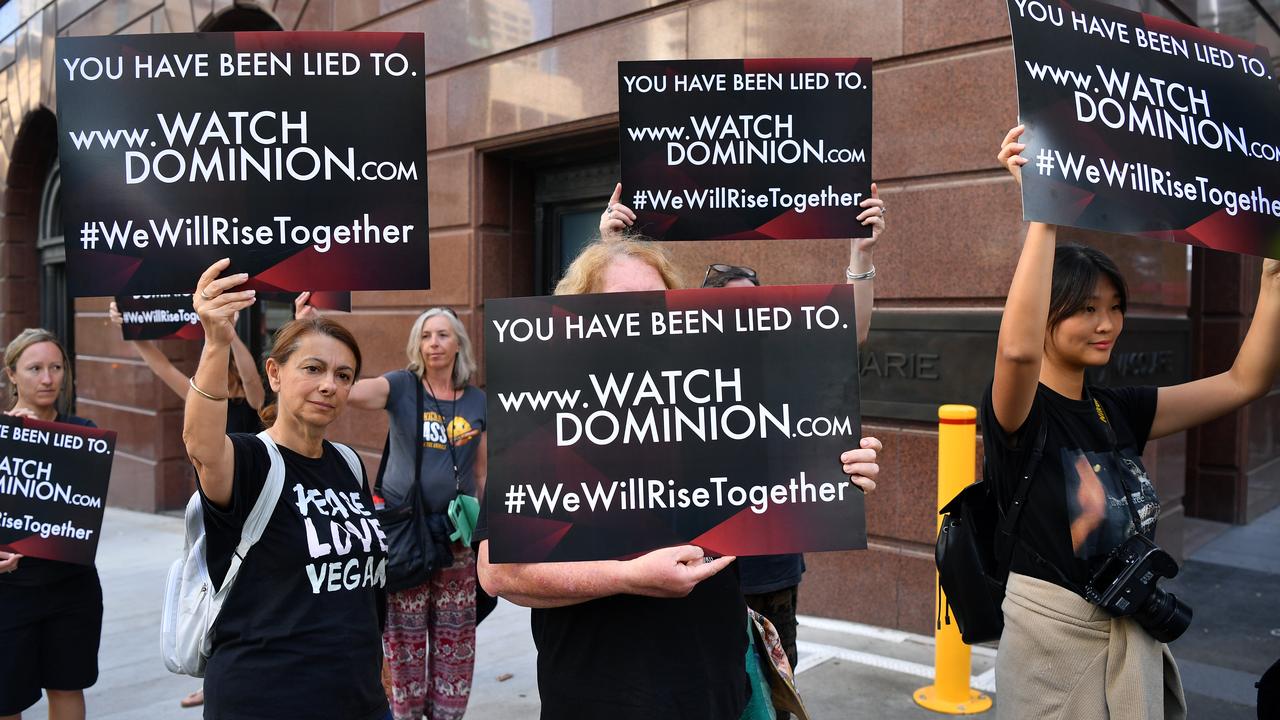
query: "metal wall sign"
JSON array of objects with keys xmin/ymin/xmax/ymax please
[{"xmin": 859, "ymin": 311, "xmax": 1189, "ymax": 423}]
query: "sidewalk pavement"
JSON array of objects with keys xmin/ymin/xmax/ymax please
[{"xmin": 25, "ymin": 506, "xmax": 1277, "ymax": 718}]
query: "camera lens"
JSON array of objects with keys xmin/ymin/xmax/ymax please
[{"xmin": 1136, "ymin": 589, "xmax": 1192, "ymax": 643}]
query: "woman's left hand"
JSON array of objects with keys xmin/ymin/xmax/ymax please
[
  {"xmin": 0, "ymin": 550, "xmax": 21, "ymax": 574},
  {"xmin": 841, "ymin": 436, "xmax": 883, "ymax": 493},
  {"xmin": 4, "ymin": 407, "xmax": 38, "ymax": 419},
  {"xmin": 853, "ymin": 183, "xmax": 885, "ymax": 254}
]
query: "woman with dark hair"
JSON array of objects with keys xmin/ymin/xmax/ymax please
[
  {"xmin": 0, "ymin": 329, "xmax": 100, "ymax": 720},
  {"xmin": 296, "ymin": 296, "xmax": 486, "ymax": 720},
  {"xmin": 183, "ymin": 260, "xmax": 388, "ymax": 720},
  {"xmin": 990, "ymin": 126, "xmax": 1280, "ymax": 718}
]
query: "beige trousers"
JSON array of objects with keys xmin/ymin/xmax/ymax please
[{"xmin": 995, "ymin": 572, "xmax": 1187, "ymax": 720}]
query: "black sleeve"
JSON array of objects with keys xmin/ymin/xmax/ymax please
[
  {"xmin": 980, "ymin": 382, "xmax": 1043, "ymax": 508},
  {"xmin": 1099, "ymin": 385, "xmax": 1159, "ymax": 452}
]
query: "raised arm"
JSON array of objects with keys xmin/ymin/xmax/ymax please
[
  {"xmin": 109, "ymin": 302, "xmax": 190, "ymax": 399},
  {"xmin": 183, "ymin": 260, "xmax": 256, "ymax": 508},
  {"xmin": 1148, "ymin": 259, "xmax": 1280, "ymax": 439},
  {"xmin": 850, "ymin": 182, "xmax": 885, "ymax": 345},
  {"xmin": 294, "ymin": 291, "xmax": 389, "ymax": 410},
  {"xmin": 992, "ymin": 125, "xmax": 1057, "ymax": 434},
  {"xmin": 600, "ymin": 183, "xmax": 636, "ymax": 239},
  {"xmin": 477, "ymin": 541, "xmax": 734, "ymax": 609},
  {"xmin": 230, "ymin": 335, "xmax": 266, "ymax": 410}
]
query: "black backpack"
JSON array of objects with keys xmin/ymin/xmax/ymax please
[{"xmin": 934, "ymin": 421, "xmax": 1047, "ymax": 644}]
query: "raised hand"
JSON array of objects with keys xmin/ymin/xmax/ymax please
[
  {"xmin": 998, "ymin": 124, "xmax": 1029, "ymax": 187},
  {"xmin": 193, "ymin": 259, "xmax": 255, "ymax": 347},
  {"xmin": 600, "ymin": 182, "xmax": 637, "ymax": 238},
  {"xmin": 294, "ymin": 291, "xmax": 320, "ymax": 321},
  {"xmin": 853, "ymin": 182, "xmax": 886, "ymax": 254}
]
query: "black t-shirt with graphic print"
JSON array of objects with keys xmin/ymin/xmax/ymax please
[
  {"xmin": 199, "ymin": 433, "xmax": 388, "ymax": 720},
  {"xmin": 981, "ymin": 382, "xmax": 1160, "ymax": 590}
]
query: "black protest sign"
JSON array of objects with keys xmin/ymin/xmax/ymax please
[
  {"xmin": 1008, "ymin": 0, "xmax": 1280, "ymax": 258},
  {"xmin": 485, "ymin": 284, "xmax": 865, "ymax": 563},
  {"xmin": 56, "ymin": 32, "xmax": 429, "ymax": 297},
  {"xmin": 116, "ymin": 294, "xmax": 203, "ymax": 341},
  {"xmin": 0, "ymin": 416, "xmax": 117, "ymax": 566},
  {"xmin": 619, "ymin": 58, "xmax": 873, "ymax": 241}
]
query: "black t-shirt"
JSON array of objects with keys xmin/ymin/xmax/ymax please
[
  {"xmin": 738, "ymin": 553, "xmax": 804, "ymax": 595},
  {"xmin": 0, "ymin": 414, "xmax": 99, "ymax": 587},
  {"xmin": 475, "ymin": 502, "xmax": 750, "ymax": 719},
  {"xmin": 199, "ymin": 433, "xmax": 388, "ymax": 720},
  {"xmin": 981, "ymin": 382, "xmax": 1160, "ymax": 590},
  {"xmin": 224, "ymin": 398, "xmax": 261, "ymax": 435}
]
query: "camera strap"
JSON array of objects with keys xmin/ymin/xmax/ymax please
[{"xmin": 1083, "ymin": 386, "xmax": 1150, "ymax": 540}]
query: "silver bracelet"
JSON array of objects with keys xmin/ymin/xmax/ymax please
[{"xmin": 845, "ymin": 265, "xmax": 876, "ymax": 281}]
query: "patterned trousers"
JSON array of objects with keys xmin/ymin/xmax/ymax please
[{"xmin": 383, "ymin": 545, "xmax": 477, "ymax": 720}]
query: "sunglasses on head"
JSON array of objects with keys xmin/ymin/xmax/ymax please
[{"xmin": 702, "ymin": 263, "xmax": 760, "ymax": 288}]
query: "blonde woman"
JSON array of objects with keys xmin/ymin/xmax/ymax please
[
  {"xmin": 478, "ymin": 236, "xmax": 882, "ymax": 719},
  {"xmin": 0, "ymin": 330, "xmax": 100, "ymax": 720}
]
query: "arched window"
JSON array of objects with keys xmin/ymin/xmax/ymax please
[{"xmin": 37, "ymin": 157, "xmax": 71, "ymax": 361}]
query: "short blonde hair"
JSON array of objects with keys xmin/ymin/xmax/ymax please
[
  {"xmin": 406, "ymin": 308, "xmax": 476, "ymax": 390},
  {"xmin": 554, "ymin": 235, "xmax": 683, "ymax": 296},
  {"xmin": 4, "ymin": 328, "xmax": 74, "ymax": 415}
]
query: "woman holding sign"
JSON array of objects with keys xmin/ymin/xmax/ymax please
[
  {"xmin": 0, "ymin": 329, "xmax": 100, "ymax": 720},
  {"xmin": 295, "ymin": 296, "xmax": 486, "ymax": 720},
  {"xmin": 989, "ymin": 125, "xmax": 1280, "ymax": 718},
  {"xmin": 183, "ymin": 261, "xmax": 388, "ymax": 720},
  {"xmin": 476, "ymin": 235, "xmax": 883, "ymax": 720},
  {"xmin": 107, "ymin": 301, "xmax": 264, "ymax": 710}
]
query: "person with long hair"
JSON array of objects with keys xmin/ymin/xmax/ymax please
[
  {"xmin": 477, "ymin": 235, "xmax": 882, "ymax": 719},
  {"xmin": 989, "ymin": 125, "xmax": 1280, "ymax": 718},
  {"xmin": 0, "ymin": 329, "xmax": 100, "ymax": 720},
  {"xmin": 183, "ymin": 260, "xmax": 388, "ymax": 720},
  {"xmin": 296, "ymin": 295, "xmax": 486, "ymax": 720},
  {"xmin": 106, "ymin": 302, "xmax": 265, "ymax": 710}
]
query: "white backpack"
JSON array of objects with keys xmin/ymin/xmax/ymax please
[{"xmin": 160, "ymin": 431, "xmax": 364, "ymax": 677}]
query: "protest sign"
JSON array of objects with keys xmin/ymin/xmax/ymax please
[
  {"xmin": 56, "ymin": 32, "xmax": 430, "ymax": 296},
  {"xmin": 619, "ymin": 58, "xmax": 873, "ymax": 241},
  {"xmin": 1008, "ymin": 0, "xmax": 1280, "ymax": 258},
  {"xmin": 115, "ymin": 290, "xmax": 351, "ymax": 341},
  {"xmin": 0, "ymin": 416, "xmax": 117, "ymax": 566},
  {"xmin": 116, "ymin": 294, "xmax": 203, "ymax": 340},
  {"xmin": 485, "ymin": 284, "xmax": 864, "ymax": 563}
]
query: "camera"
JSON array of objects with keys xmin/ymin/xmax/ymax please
[{"xmin": 1083, "ymin": 533, "xmax": 1193, "ymax": 643}]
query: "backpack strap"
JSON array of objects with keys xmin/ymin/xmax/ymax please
[
  {"xmin": 995, "ymin": 420, "xmax": 1085, "ymax": 593},
  {"xmin": 330, "ymin": 441, "xmax": 367, "ymax": 491},
  {"xmin": 996, "ymin": 419, "xmax": 1047, "ymax": 540},
  {"xmin": 215, "ymin": 431, "xmax": 286, "ymax": 599}
]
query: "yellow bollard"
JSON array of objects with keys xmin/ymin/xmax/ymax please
[{"xmin": 914, "ymin": 404, "xmax": 993, "ymax": 714}]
